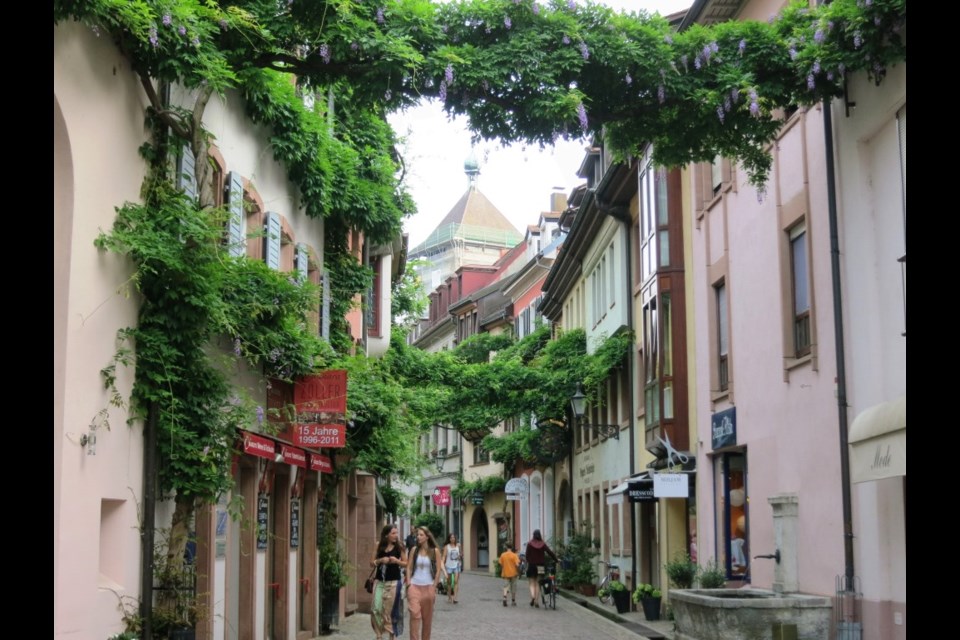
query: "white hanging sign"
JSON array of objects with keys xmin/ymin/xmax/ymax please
[{"xmin": 653, "ymin": 473, "xmax": 689, "ymax": 498}]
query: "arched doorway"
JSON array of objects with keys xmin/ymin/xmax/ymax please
[
  {"xmin": 557, "ymin": 479, "xmax": 572, "ymax": 544},
  {"xmin": 470, "ymin": 508, "xmax": 489, "ymax": 569}
]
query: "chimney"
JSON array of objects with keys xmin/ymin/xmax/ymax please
[{"xmin": 550, "ymin": 188, "xmax": 567, "ymax": 213}]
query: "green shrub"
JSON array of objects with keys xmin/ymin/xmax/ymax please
[
  {"xmin": 698, "ymin": 559, "xmax": 727, "ymax": 588},
  {"xmin": 413, "ymin": 511, "xmax": 444, "ymax": 541},
  {"xmin": 664, "ymin": 552, "xmax": 698, "ymax": 589}
]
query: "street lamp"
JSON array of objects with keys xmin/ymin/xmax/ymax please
[
  {"xmin": 569, "ymin": 382, "xmax": 620, "ymax": 440},
  {"xmin": 433, "ymin": 448, "xmax": 447, "ymax": 474}
]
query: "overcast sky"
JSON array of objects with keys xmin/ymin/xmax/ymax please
[{"xmin": 389, "ymin": 0, "xmax": 691, "ymax": 247}]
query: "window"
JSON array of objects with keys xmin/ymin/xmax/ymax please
[
  {"xmin": 714, "ymin": 452, "xmax": 749, "ymax": 579},
  {"xmin": 473, "ymin": 442, "xmax": 490, "ymax": 464},
  {"xmin": 789, "ymin": 223, "xmax": 810, "ymax": 357},
  {"xmin": 710, "ymin": 156, "xmax": 723, "ymax": 194},
  {"xmin": 643, "ymin": 294, "xmax": 659, "ymax": 428},
  {"xmin": 715, "ymin": 282, "xmax": 729, "ymax": 392}
]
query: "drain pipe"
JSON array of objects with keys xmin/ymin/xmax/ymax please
[
  {"xmin": 141, "ymin": 405, "xmax": 158, "ymax": 640},
  {"xmin": 823, "ymin": 94, "xmax": 855, "ymax": 592}
]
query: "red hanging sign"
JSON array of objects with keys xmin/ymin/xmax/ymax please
[
  {"xmin": 432, "ymin": 486, "xmax": 451, "ymax": 506},
  {"xmin": 293, "ymin": 423, "xmax": 346, "ymax": 448},
  {"xmin": 310, "ymin": 453, "xmax": 333, "ymax": 474},
  {"xmin": 294, "ymin": 370, "xmax": 348, "ymax": 415},
  {"xmin": 242, "ymin": 431, "xmax": 276, "ymax": 460},
  {"xmin": 280, "ymin": 444, "xmax": 307, "ymax": 468}
]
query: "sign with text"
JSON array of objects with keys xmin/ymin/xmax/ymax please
[
  {"xmin": 256, "ymin": 495, "xmax": 269, "ymax": 550},
  {"xmin": 293, "ymin": 422, "xmax": 346, "ymax": 448},
  {"xmin": 471, "ymin": 491, "xmax": 485, "ymax": 506},
  {"xmin": 290, "ymin": 499, "xmax": 301, "ymax": 549},
  {"xmin": 711, "ymin": 406, "xmax": 737, "ymax": 450},
  {"xmin": 628, "ymin": 479, "xmax": 656, "ymax": 503},
  {"xmin": 295, "ymin": 370, "xmax": 347, "ymax": 415},
  {"xmin": 310, "ymin": 453, "xmax": 333, "ymax": 474},
  {"xmin": 504, "ymin": 477, "xmax": 528, "ymax": 495},
  {"xmin": 432, "ymin": 486, "xmax": 451, "ymax": 506},
  {"xmin": 653, "ymin": 473, "xmax": 689, "ymax": 498},
  {"xmin": 280, "ymin": 444, "xmax": 307, "ymax": 468},
  {"xmin": 243, "ymin": 431, "xmax": 276, "ymax": 460}
]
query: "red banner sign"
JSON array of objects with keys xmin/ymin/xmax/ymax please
[
  {"xmin": 242, "ymin": 431, "xmax": 275, "ymax": 460},
  {"xmin": 295, "ymin": 370, "xmax": 348, "ymax": 414},
  {"xmin": 310, "ymin": 454, "xmax": 333, "ymax": 474},
  {"xmin": 280, "ymin": 444, "xmax": 307, "ymax": 468},
  {"xmin": 293, "ymin": 423, "xmax": 346, "ymax": 448},
  {"xmin": 432, "ymin": 486, "xmax": 451, "ymax": 506}
]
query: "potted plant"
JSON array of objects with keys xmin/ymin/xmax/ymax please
[
  {"xmin": 632, "ymin": 583, "xmax": 662, "ymax": 621},
  {"xmin": 698, "ymin": 559, "xmax": 727, "ymax": 588},
  {"xmin": 664, "ymin": 552, "xmax": 698, "ymax": 588},
  {"xmin": 555, "ymin": 528, "xmax": 598, "ymax": 594},
  {"xmin": 604, "ymin": 579, "xmax": 631, "ymax": 614}
]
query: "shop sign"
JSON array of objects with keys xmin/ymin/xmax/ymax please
[
  {"xmin": 432, "ymin": 486, "xmax": 451, "ymax": 506},
  {"xmin": 280, "ymin": 444, "xmax": 307, "ymax": 468},
  {"xmin": 653, "ymin": 473, "xmax": 689, "ymax": 498},
  {"xmin": 505, "ymin": 493, "xmax": 522, "ymax": 501},
  {"xmin": 310, "ymin": 453, "xmax": 333, "ymax": 474},
  {"xmin": 256, "ymin": 495, "xmax": 269, "ymax": 550},
  {"xmin": 295, "ymin": 370, "xmax": 347, "ymax": 414},
  {"xmin": 293, "ymin": 422, "xmax": 346, "ymax": 448},
  {"xmin": 243, "ymin": 431, "xmax": 276, "ymax": 460},
  {"xmin": 711, "ymin": 407, "xmax": 737, "ymax": 450},
  {"xmin": 471, "ymin": 491, "xmax": 484, "ymax": 506},
  {"xmin": 290, "ymin": 499, "xmax": 300, "ymax": 549},
  {"xmin": 627, "ymin": 480, "xmax": 656, "ymax": 503},
  {"xmin": 504, "ymin": 477, "xmax": 528, "ymax": 494}
]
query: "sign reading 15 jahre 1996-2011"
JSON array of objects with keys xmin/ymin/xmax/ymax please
[{"xmin": 293, "ymin": 370, "xmax": 348, "ymax": 448}]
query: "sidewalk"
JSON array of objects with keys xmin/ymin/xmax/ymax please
[{"xmin": 557, "ymin": 588, "xmax": 677, "ymax": 640}]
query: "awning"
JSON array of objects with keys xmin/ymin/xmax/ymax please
[
  {"xmin": 606, "ymin": 473, "xmax": 650, "ymax": 505},
  {"xmin": 849, "ymin": 394, "xmax": 906, "ymax": 484}
]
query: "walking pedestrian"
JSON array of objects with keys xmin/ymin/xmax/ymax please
[
  {"xmin": 405, "ymin": 526, "xmax": 443, "ymax": 640},
  {"xmin": 524, "ymin": 529, "xmax": 558, "ymax": 608},
  {"xmin": 498, "ymin": 543, "xmax": 520, "ymax": 607},
  {"xmin": 370, "ymin": 524, "xmax": 407, "ymax": 640},
  {"xmin": 441, "ymin": 533, "xmax": 463, "ymax": 604},
  {"xmin": 405, "ymin": 527, "xmax": 418, "ymax": 552}
]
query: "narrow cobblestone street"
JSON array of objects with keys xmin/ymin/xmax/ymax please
[{"xmin": 317, "ymin": 572, "xmax": 655, "ymax": 640}]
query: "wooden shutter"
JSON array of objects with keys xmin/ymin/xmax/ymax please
[
  {"xmin": 226, "ymin": 171, "xmax": 245, "ymax": 257},
  {"xmin": 320, "ymin": 271, "xmax": 331, "ymax": 340},
  {"xmin": 295, "ymin": 243, "xmax": 309, "ymax": 282},
  {"xmin": 177, "ymin": 145, "xmax": 197, "ymax": 200},
  {"xmin": 264, "ymin": 212, "xmax": 281, "ymax": 270}
]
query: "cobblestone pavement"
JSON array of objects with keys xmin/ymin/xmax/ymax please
[{"xmin": 315, "ymin": 572, "xmax": 657, "ymax": 640}]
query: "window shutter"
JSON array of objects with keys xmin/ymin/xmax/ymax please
[
  {"xmin": 320, "ymin": 271, "xmax": 331, "ymax": 340},
  {"xmin": 226, "ymin": 171, "xmax": 245, "ymax": 257},
  {"xmin": 264, "ymin": 212, "xmax": 281, "ymax": 270},
  {"xmin": 295, "ymin": 243, "xmax": 309, "ymax": 282},
  {"xmin": 177, "ymin": 145, "xmax": 197, "ymax": 200}
]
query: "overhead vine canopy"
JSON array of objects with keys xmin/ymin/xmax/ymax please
[{"xmin": 56, "ymin": 0, "xmax": 906, "ymax": 186}]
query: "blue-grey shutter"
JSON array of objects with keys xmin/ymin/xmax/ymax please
[
  {"xmin": 177, "ymin": 145, "xmax": 197, "ymax": 200},
  {"xmin": 321, "ymin": 271, "xmax": 331, "ymax": 341},
  {"xmin": 264, "ymin": 212, "xmax": 281, "ymax": 270},
  {"xmin": 226, "ymin": 171, "xmax": 245, "ymax": 257},
  {"xmin": 295, "ymin": 243, "xmax": 309, "ymax": 282}
]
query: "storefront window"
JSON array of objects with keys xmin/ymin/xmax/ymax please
[{"xmin": 714, "ymin": 452, "xmax": 748, "ymax": 579}]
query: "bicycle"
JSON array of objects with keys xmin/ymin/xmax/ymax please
[
  {"xmin": 538, "ymin": 563, "xmax": 557, "ymax": 610},
  {"xmin": 596, "ymin": 560, "xmax": 621, "ymax": 605}
]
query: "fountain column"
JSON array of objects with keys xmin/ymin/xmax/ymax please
[{"xmin": 768, "ymin": 493, "xmax": 799, "ymax": 594}]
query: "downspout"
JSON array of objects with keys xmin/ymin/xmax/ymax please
[
  {"xmin": 823, "ymin": 95, "xmax": 855, "ymax": 591},
  {"xmin": 141, "ymin": 405, "xmax": 158, "ymax": 640},
  {"xmin": 600, "ymin": 200, "xmax": 637, "ymax": 589}
]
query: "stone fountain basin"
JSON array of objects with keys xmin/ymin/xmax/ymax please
[{"xmin": 670, "ymin": 589, "xmax": 832, "ymax": 640}]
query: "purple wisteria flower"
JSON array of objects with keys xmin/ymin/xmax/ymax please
[
  {"xmin": 149, "ymin": 27, "xmax": 159, "ymax": 47},
  {"xmin": 702, "ymin": 45, "xmax": 712, "ymax": 63},
  {"xmin": 827, "ymin": 21, "xmax": 835, "ymax": 31},
  {"xmin": 657, "ymin": 84, "xmax": 665, "ymax": 104},
  {"xmin": 162, "ymin": 14, "xmax": 172, "ymax": 26},
  {"xmin": 717, "ymin": 105, "xmax": 725, "ymax": 124},
  {"xmin": 376, "ymin": 7, "xmax": 385, "ymax": 24},
  {"xmin": 749, "ymin": 89, "xmax": 760, "ymax": 116},
  {"xmin": 192, "ymin": 37, "xmax": 200, "ymax": 47},
  {"xmin": 384, "ymin": 89, "xmax": 392, "ymax": 100},
  {"xmin": 873, "ymin": 61, "xmax": 883, "ymax": 75},
  {"xmin": 664, "ymin": 34, "xmax": 673, "ymax": 44},
  {"xmin": 568, "ymin": 0, "xmax": 576, "ymax": 9},
  {"xmin": 738, "ymin": 39, "xmax": 746, "ymax": 55},
  {"xmin": 234, "ymin": 338, "xmax": 242, "ymax": 356},
  {"xmin": 731, "ymin": 87, "xmax": 740, "ymax": 103},
  {"xmin": 268, "ymin": 348, "xmax": 281, "ymax": 363},
  {"xmin": 789, "ymin": 47, "xmax": 798, "ymax": 60},
  {"xmin": 853, "ymin": 32, "xmax": 862, "ymax": 48},
  {"xmin": 827, "ymin": 71, "xmax": 834, "ymax": 81},
  {"xmin": 439, "ymin": 80, "xmax": 448, "ymax": 102},
  {"xmin": 680, "ymin": 54, "xmax": 688, "ymax": 71},
  {"xmin": 504, "ymin": 16, "xmax": 512, "ymax": 29},
  {"xmin": 865, "ymin": 0, "xmax": 873, "ymax": 6},
  {"xmin": 178, "ymin": 25, "xmax": 187, "ymax": 36},
  {"xmin": 351, "ymin": 41, "xmax": 359, "ymax": 51},
  {"xmin": 562, "ymin": 35, "xmax": 571, "ymax": 45},
  {"xmin": 219, "ymin": 19, "xmax": 228, "ymax": 30},
  {"xmin": 756, "ymin": 186, "xmax": 767, "ymax": 203},
  {"xmin": 577, "ymin": 103, "xmax": 588, "ymax": 130},
  {"xmin": 91, "ymin": 24, "xmax": 100, "ymax": 37},
  {"xmin": 579, "ymin": 42, "xmax": 590, "ymax": 60},
  {"xmin": 625, "ymin": 73, "xmax": 632, "ymax": 85},
  {"xmin": 838, "ymin": 63, "xmax": 846, "ymax": 75},
  {"xmin": 445, "ymin": 64, "xmax": 454, "ymax": 85},
  {"xmin": 811, "ymin": 60, "xmax": 821, "ymax": 74},
  {"xmin": 319, "ymin": 44, "xmax": 330, "ymax": 63},
  {"xmin": 532, "ymin": 3, "xmax": 540, "ymax": 16},
  {"xmin": 807, "ymin": 74, "xmax": 815, "ymax": 90},
  {"xmin": 694, "ymin": 55, "xmax": 702, "ymax": 70},
  {"xmin": 256, "ymin": 405, "xmax": 265, "ymax": 425},
  {"xmin": 874, "ymin": 16, "xmax": 881, "ymax": 26},
  {"xmin": 711, "ymin": 41, "xmax": 719, "ymax": 53},
  {"xmin": 814, "ymin": 29, "xmax": 824, "ymax": 44}
]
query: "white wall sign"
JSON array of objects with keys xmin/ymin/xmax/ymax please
[
  {"xmin": 653, "ymin": 473, "xmax": 689, "ymax": 498},
  {"xmin": 504, "ymin": 477, "xmax": 528, "ymax": 494}
]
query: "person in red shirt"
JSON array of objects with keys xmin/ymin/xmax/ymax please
[{"xmin": 524, "ymin": 529, "xmax": 558, "ymax": 608}]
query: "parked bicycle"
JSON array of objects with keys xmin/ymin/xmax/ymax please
[
  {"xmin": 596, "ymin": 560, "xmax": 620, "ymax": 605},
  {"xmin": 538, "ymin": 563, "xmax": 557, "ymax": 610}
]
